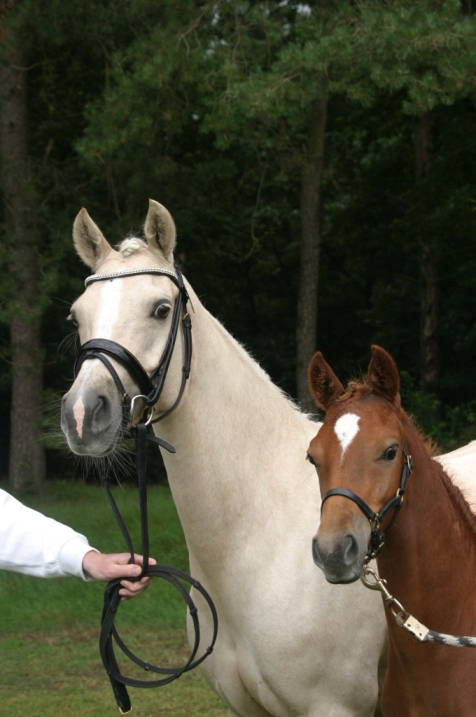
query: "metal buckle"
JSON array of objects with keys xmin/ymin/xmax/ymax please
[{"xmin": 129, "ymin": 394, "xmax": 155, "ymax": 426}]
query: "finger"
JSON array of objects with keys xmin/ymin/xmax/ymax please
[
  {"xmin": 118, "ymin": 582, "xmax": 151, "ymax": 600},
  {"xmin": 130, "ymin": 554, "xmax": 157, "ymax": 566},
  {"xmin": 120, "ymin": 577, "xmax": 151, "ymax": 592},
  {"xmin": 117, "ymin": 563, "xmax": 142, "ymax": 579}
]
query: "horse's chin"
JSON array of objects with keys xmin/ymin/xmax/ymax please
[
  {"xmin": 65, "ymin": 434, "xmax": 119, "ymax": 458},
  {"xmin": 323, "ymin": 570, "xmax": 361, "ymax": 585}
]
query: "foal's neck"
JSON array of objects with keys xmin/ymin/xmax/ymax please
[{"xmin": 378, "ymin": 425, "xmax": 476, "ymax": 623}]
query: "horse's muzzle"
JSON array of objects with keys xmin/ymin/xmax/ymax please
[
  {"xmin": 312, "ymin": 533, "xmax": 363, "ymax": 584},
  {"xmin": 61, "ymin": 387, "xmax": 121, "ymax": 456}
]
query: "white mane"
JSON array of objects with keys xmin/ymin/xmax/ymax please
[{"xmin": 208, "ymin": 311, "xmax": 310, "ymax": 420}]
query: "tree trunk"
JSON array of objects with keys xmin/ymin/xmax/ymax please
[
  {"xmin": 419, "ymin": 243, "xmax": 439, "ymax": 390},
  {"xmin": 461, "ymin": 0, "xmax": 476, "ymax": 111},
  {"xmin": 296, "ymin": 75, "xmax": 328, "ymax": 413},
  {"xmin": 0, "ymin": 2, "xmax": 46, "ymax": 495},
  {"xmin": 413, "ymin": 112, "xmax": 439, "ymax": 396}
]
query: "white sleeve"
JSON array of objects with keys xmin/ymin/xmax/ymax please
[{"xmin": 0, "ymin": 488, "xmax": 96, "ymax": 580}]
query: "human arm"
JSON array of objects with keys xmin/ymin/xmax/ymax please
[
  {"xmin": 0, "ymin": 489, "xmax": 154, "ymax": 595},
  {"xmin": 0, "ymin": 488, "xmax": 92, "ymax": 578}
]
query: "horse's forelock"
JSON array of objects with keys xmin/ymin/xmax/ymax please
[
  {"xmin": 338, "ymin": 378, "xmax": 371, "ymax": 403},
  {"xmin": 116, "ymin": 236, "xmax": 147, "ymax": 257},
  {"xmin": 338, "ymin": 376, "xmax": 440, "ymax": 459}
]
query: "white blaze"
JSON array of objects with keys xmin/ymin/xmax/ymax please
[
  {"xmin": 73, "ymin": 396, "xmax": 85, "ymax": 438},
  {"xmin": 73, "ymin": 279, "xmax": 123, "ymax": 421},
  {"xmin": 95, "ymin": 279, "xmax": 123, "ymax": 338},
  {"xmin": 334, "ymin": 413, "xmax": 360, "ymax": 456}
]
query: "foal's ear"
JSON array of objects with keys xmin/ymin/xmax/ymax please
[
  {"xmin": 367, "ymin": 345, "xmax": 401, "ymax": 406},
  {"xmin": 144, "ymin": 199, "xmax": 176, "ymax": 262},
  {"xmin": 308, "ymin": 351, "xmax": 345, "ymax": 411},
  {"xmin": 73, "ymin": 209, "xmax": 113, "ymax": 269}
]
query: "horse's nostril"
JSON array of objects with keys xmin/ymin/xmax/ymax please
[
  {"xmin": 342, "ymin": 534, "xmax": 359, "ymax": 566},
  {"xmin": 312, "ymin": 537, "xmax": 325, "ymax": 569},
  {"xmin": 91, "ymin": 395, "xmax": 111, "ymax": 434}
]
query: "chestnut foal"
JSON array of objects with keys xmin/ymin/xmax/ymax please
[{"xmin": 308, "ymin": 345, "xmax": 476, "ymax": 717}]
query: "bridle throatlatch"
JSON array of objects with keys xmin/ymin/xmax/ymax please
[
  {"xmin": 320, "ymin": 442, "xmax": 414, "ymax": 563},
  {"xmin": 74, "ymin": 264, "xmax": 218, "ymax": 715}
]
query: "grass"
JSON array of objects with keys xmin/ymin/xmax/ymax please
[{"xmin": 0, "ymin": 480, "xmax": 226, "ymax": 716}]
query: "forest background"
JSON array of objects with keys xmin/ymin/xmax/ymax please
[{"xmin": 1, "ymin": 0, "xmax": 476, "ymax": 496}]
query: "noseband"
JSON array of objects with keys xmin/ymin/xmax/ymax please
[
  {"xmin": 321, "ymin": 444, "xmax": 414, "ymax": 562},
  {"xmin": 74, "ymin": 264, "xmax": 192, "ymax": 428}
]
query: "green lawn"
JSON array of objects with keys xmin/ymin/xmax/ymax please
[{"xmin": 0, "ymin": 481, "xmax": 226, "ymax": 716}]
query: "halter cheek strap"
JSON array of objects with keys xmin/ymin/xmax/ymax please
[{"xmin": 321, "ymin": 444, "xmax": 414, "ymax": 562}]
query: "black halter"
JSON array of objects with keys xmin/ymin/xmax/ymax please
[
  {"xmin": 321, "ymin": 444, "xmax": 414, "ymax": 563},
  {"xmin": 73, "ymin": 264, "xmax": 217, "ymax": 714}
]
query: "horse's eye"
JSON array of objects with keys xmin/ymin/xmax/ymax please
[
  {"xmin": 382, "ymin": 446, "xmax": 398, "ymax": 461},
  {"xmin": 153, "ymin": 303, "xmax": 171, "ymax": 319},
  {"xmin": 67, "ymin": 313, "xmax": 78, "ymax": 328},
  {"xmin": 307, "ymin": 453, "xmax": 316, "ymax": 466}
]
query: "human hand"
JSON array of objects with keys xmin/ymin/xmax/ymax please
[{"xmin": 82, "ymin": 551, "xmax": 157, "ymax": 600}]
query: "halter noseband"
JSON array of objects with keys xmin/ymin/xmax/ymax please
[
  {"xmin": 74, "ymin": 264, "xmax": 192, "ymax": 427},
  {"xmin": 320, "ymin": 444, "xmax": 414, "ymax": 562}
]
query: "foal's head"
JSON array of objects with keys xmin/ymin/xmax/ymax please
[{"xmin": 308, "ymin": 345, "xmax": 407, "ymax": 583}]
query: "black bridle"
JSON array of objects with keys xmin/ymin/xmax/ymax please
[
  {"xmin": 74, "ymin": 264, "xmax": 192, "ymax": 427},
  {"xmin": 321, "ymin": 444, "xmax": 414, "ymax": 563},
  {"xmin": 73, "ymin": 264, "xmax": 217, "ymax": 715}
]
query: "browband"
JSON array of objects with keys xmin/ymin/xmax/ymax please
[{"xmin": 85, "ymin": 267, "xmax": 179, "ymax": 287}]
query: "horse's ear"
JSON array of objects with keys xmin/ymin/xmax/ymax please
[
  {"xmin": 144, "ymin": 199, "xmax": 176, "ymax": 261},
  {"xmin": 73, "ymin": 208, "xmax": 113, "ymax": 269},
  {"xmin": 367, "ymin": 345, "xmax": 401, "ymax": 406},
  {"xmin": 308, "ymin": 351, "xmax": 345, "ymax": 411}
]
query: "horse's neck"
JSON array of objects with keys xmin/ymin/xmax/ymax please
[
  {"xmin": 154, "ymin": 290, "xmax": 318, "ymax": 568},
  {"xmin": 378, "ymin": 442, "xmax": 476, "ymax": 631}
]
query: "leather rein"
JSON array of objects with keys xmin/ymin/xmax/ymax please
[
  {"xmin": 74, "ymin": 264, "xmax": 217, "ymax": 714},
  {"xmin": 321, "ymin": 444, "xmax": 414, "ymax": 562}
]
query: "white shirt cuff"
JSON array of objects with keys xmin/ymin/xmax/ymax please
[{"xmin": 59, "ymin": 537, "xmax": 99, "ymax": 581}]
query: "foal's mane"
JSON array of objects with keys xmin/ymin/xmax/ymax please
[
  {"xmin": 400, "ymin": 408, "xmax": 476, "ymax": 537},
  {"xmin": 338, "ymin": 375, "xmax": 476, "ymax": 537}
]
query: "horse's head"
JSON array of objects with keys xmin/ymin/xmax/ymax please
[
  {"xmin": 61, "ymin": 199, "xmax": 189, "ymax": 456},
  {"xmin": 307, "ymin": 345, "xmax": 407, "ymax": 583}
]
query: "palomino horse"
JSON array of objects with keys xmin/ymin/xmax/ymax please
[
  {"xmin": 308, "ymin": 345, "xmax": 476, "ymax": 717},
  {"xmin": 61, "ymin": 201, "xmax": 388, "ymax": 717}
]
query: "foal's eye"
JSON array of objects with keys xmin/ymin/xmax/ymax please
[
  {"xmin": 307, "ymin": 453, "xmax": 316, "ymax": 466},
  {"xmin": 153, "ymin": 303, "xmax": 171, "ymax": 319},
  {"xmin": 382, "ymin": 445, "xmax": 398, "ymax": 462}
]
